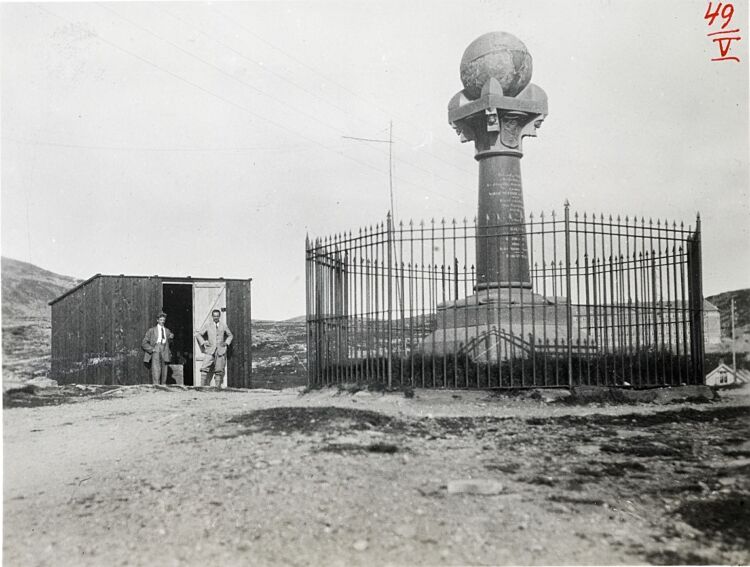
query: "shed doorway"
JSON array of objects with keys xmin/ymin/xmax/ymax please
[
  {"xmin": 192, "ymin": 282, "xmax": 228, "ymax": 388},
  {"xmin": 162, "ymin": 283, "xmax": 194, "ymax": 385},
  {"xmin": 162, "ymin": 281, "xmax": 228, "ymax": 387}
]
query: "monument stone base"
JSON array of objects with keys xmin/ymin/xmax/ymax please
[{"xmin": 421, "ymin": 288, "xmax": 588, "ymax": 363}]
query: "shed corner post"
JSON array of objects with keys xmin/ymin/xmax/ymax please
[{"xmin": 248, "ymin": 278, "xmax": 253, "ymax": 389}]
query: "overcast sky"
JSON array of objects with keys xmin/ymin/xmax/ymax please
[{"xmin": 2, "ymin": 0, "xmax": 748, "ymax": 319}]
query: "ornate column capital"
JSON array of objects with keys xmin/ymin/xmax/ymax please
[{"xmin": 449, "ymin": 78, "xmax": 548, "ymax": 159}]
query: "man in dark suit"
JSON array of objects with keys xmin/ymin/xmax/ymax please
[
  {"xmin": 194, "ymin": 309, "xmax": 233, "ymax": 388},
  {"xmin": 142, "ymin": 312, "xmax": 174, "ymax": 385}
]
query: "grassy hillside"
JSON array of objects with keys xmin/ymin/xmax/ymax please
[
  {"xmin": 2, "ymin": 257, "xmax": 81, "ymax": 383},
  {"xmin": 2, "ymin": 257, "xmax": 80, "ymax": 324},
  {"xmin": 251, "ymin": 320, "xmax": 307, "ymax": 388}
]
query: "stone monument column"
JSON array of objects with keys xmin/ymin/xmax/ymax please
[{"xmin": 448, "ymin": 32, "xmax": 548, "ymax": 293}]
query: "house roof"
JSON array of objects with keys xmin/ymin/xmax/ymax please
[{"xmin": 706, "ymin": 362, "xmax": 750, "ymax": 382}]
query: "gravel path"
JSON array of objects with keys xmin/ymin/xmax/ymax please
[{"xmin": 4, "ymin": 386, "xmax": 749, "ymax": 566}]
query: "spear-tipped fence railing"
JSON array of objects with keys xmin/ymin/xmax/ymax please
[{"xmin": 306, "ymin": 204, "xmax": 704, "ymax": 389}]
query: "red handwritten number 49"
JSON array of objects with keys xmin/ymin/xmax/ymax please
[{"xmin": 705, "ymin": 2, "xmax": 741, "ymax": 62}]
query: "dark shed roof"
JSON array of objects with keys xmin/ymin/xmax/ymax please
[{"xmin": 49, "ymin": 274, "xmax": 253, "ymax": 306}]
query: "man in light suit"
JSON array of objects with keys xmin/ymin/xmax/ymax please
[
  {"xmin": 195, "ymin": 309, "xmax": 233, "ymax": 388},
  {"xmin": 142, "ymin": 312, "xmax": 174, "ymax": 385}
]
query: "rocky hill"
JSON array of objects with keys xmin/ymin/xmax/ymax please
[
  {"xmin": 706, "ymin": 288, "xmax": 750, "ymax": 337},
  {"xmin": 251, "ymin": 319, "xmax": 307, "ymax": 389},
  {"xmin": 2, "ymin": 257, "xmax": 80, "ymax": 383},
  {"xmin": 705, "ymin": 288, "xmax": 750, "ymax": 357},
  {"xmin": 2, "ymin": 257, "xmax": 80, "ymax": 324}
]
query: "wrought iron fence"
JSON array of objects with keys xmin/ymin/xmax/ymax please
[{"xmin": 306, "ymin": 204, "xmax": 704, "ymax": 389}]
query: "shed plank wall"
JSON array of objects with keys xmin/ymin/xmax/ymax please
[
  {"xmin": 50, "ymin": 300, "xmax": 59, "ymax": 380},
  {"xmin": 83, "ymin": 278, "xmax": 96, "ymax": 384},
  {"xmin": 80, "ymin": 282, "xmax": 91, "ymax": 384},
  {"xmin": 51, "ymin": 298, "xmax": 61, "ymax": 380},
  {"xmin": 50, "ymin": 294, "xmax": 64, "ymax": 381},
  {"xmin": 113, "ymin": 277, "xmax": 122, "ymax": 384},
  {"xmin": 136, "ymin": 277, "xmax": 148, "ymax": 383},
  {"xmin": 73, "ymin": 285, "xmax": 84, "ymax": 381},
  {"xmin": 79, "ymin": 281, "xmax": 87, "ymax": 383},
  {"xmin": 99, "ymin": 278, "xmax": 109, "ymax": 384},
  {"xmin": 90, "ymin": 278, "xmax": 103, "ymax": 384},
  {"xmin": 51, "ymin": 282, "xmax": 84, "ymax": 383},
  {"xmin": 89, "ymin": 278, "xmax": 109, "ymax": 384},
  {"xmin": 52, "ymin": 276, "xmax": 162, "ymax": 385},
  {"xmin": 119, "ymin": 277, "xmax": 132, "ymax": 385}
]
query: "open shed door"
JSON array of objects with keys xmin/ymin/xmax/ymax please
[
  {"xmin": 193, "ymin": 282, "xmax": 227, "ymax": 387},
  {"xmin": 226, "ymin": 279, "xmax": 253, "ymax": 388}
]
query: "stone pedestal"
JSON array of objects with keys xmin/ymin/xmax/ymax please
[
  {"xmin": 422, "ymin": 289, "xmax": 572, "ymax": 362},
  {"xmin": 423, "ymin": 32, "xmax": 554, "ymax": 360}
]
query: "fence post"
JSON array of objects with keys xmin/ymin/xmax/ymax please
[
  {"xmin": 564, "ymin": 201, "xmax": 574, "ymax": 389},
  {"xmin": 305, "ymin": 235, "xmax": 312, "ymax": 387},
  {"xmin": 387, "ymin": 212, "xmax": 393, "ymax": 389},
  {"xmin": 694, "ymin": 213, "xmax": 705, "ymax": 382}
]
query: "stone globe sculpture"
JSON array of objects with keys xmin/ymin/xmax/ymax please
[
  {"xmin": 421, "ymin": 30, "xmax": 552, "ymax": 361},
  {"xmin": 460, "ymin": 31, "xmax": 533, "ymax": 99}
]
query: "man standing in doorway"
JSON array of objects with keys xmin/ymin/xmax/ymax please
[
  {"xmin": 195, "ymin": 309, "xmax": 233, "ymax": 388},
  {"xmin": 142, "ymin": 312, "xmax": 174, "ymax": 385}
]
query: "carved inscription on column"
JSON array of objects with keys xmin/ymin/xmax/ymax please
[
  {"xmin": 486, "ymin": 172, "xmax": 524, "ymax": 217},
  {"xmin": 477, "ymin": 159, "xmax": 531, "ymax": 288},
  {"xmin": 488, "ymin": 172, "xmax": 527, "ymax": 259}
]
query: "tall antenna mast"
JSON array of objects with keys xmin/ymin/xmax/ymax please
[
  {"xmin": 731, "ymin": 296, "xmax": 737, "ymax": 381},
  {"xmin": 342, "ymin": 124, "xmax": 401, "ymax": 311},
  {"xmin": 342, "ymin": 123, "xmax": 396, "ymax": 220},
  {"xmin": 388, "ymin": 120, "xmax": 394, "ymax": 220}
]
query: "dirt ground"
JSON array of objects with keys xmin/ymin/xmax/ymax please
[{"xmin": 3, "ymin": 383, "xmax": 749, "ymax": 566}]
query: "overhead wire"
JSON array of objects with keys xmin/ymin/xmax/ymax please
[
  {"xmin": 107, "ymin": 2, "xmax": 473, "ymax": 198},
  {"xmin": 2, "ymin": 135, "xmax": 311, "ymax": 153},
  {"xmin": 32, "ymin": 3, "xmax": 465, "ymax": 206},
  {"xmin": 211, "ymin": 5, "xmax": 477, "ymax": 173},
  {"xmin": 154, "ymin": 4, "xmax": 396, "ymax": 140}
]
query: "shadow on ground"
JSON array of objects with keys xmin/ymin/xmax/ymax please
[{"xmin": 225, "ymin": 403, "xmax": 749, "ymax": 563}]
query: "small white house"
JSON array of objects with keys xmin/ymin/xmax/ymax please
[{"xmin": 705, "ymin": 362, "xmax": 750, "ymax": 387}]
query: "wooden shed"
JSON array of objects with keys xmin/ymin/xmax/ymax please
[{"xmin": 50, "ymin": 275, "xmax": 252, "ymax": 387}]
